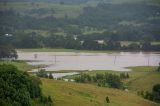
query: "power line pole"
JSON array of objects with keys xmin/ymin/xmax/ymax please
[
  {"xmin": 114, "ymin": 55, "xmax": 117, "ymax": 65},
  {"xmin": 55, "ymin": 54, "xmax": 57, "ymax": 64},
  {"xmin": 148, "ymin": 56, "xmax": 150, "ymax": 66}
]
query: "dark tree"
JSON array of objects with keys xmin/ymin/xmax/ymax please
[
  {"xmin": 106, "ymin": 96, "xmax": 110, "ymax": 103},
  {"xmin": 152, "ymin": 84, "xmax": 160, "ymax": 101},
  {"xmin": 0, "ymin": 45, "xmax": 18, "ymax": 60},
  {"xmin": 49, "ymin": 73, "xmax": 53, "ymax": 79}
]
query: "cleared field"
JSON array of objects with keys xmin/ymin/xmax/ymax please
[{"xmin": 41, "ymin": 78, "xmax": 158, "ymax": 106}]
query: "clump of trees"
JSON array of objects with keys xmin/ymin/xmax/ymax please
[
  {"xmin": 157, "ymin": 63, "xmax": 160, "ymax": 72},
  {"xmin": 40, "ymin": 95, "xmax": 53, "ymax": 105},
  {"xmin": 37, "ymin": 69, "xmax": 48, "ymax": 78},
  {"xmin": 74, "ymin": 73, "xmax": 129, "ymax": 89},
  {"xmin": 137, "ymin": 84, "xmax": 160, "ymax": 103},
  {"xmin": 0, "ymin": 64, "xmax": 53, "ymax": 106},
  {"xmin": 36, "ymin": 69, "xmax": 54, "ymax": 79},
  {"xmin": 0, "ymin": 45, "xmax": 18, "ymax": 60},
  {"xmin": 120, "ymin": 73, "xmax": 129, "ymax": 79}
]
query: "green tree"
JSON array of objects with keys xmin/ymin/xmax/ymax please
[
  {"xmin": 0, "ymin": 64, "xmax": 42, "ymax": 106},
  {"xmin": 105, "ymin": 96, "xmax": 110, "ymax": 103},
  {"xmin": 49, "ymin": 73, "xmax": 53, "ymax": 79},
  {"xmin": 152, "ymin": 84, "xmax": 160, "ymax": 102},
  {"xmin": 0, "ymin": 45, "xmax": 18, "ymax": 60}
]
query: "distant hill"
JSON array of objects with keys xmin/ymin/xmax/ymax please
[
  {"xmin": 0, "ymin": 0, "xmax": 160, "ymax": 46},
  {"xmin": 0, "ymin": 0, "xmax": 159, "ymax": 4},
  {"xmin": 0, "ymin": 0, "xmax": 90, "ymax": 4}
]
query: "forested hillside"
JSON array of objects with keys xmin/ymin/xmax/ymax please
[
  {"xmin": 0, "ymin": 0, "xmax": 160, "ymax": 50},
  {"xmin": 0, "ymin": 0, "xmax": 90, "ymax": 4}
]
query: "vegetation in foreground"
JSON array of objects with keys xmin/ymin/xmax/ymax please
[
  {"xmin": 36, "ymin": 65, "xmax": 160, "ymax": 104},
  {"xmin": 41, "ymin": 78, "xmax": 158, "ymax": 106},
  {"xmin": 0, "ymin": 64, "xmax": 53, "ymax": 106}
]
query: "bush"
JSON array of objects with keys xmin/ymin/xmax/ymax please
[
  {"xmin": 105, "ymin": 96, "xmax": 110, "ymax": 103},
  {"xmin": 0, "ymin": 64, "xmax": 42, "ymax": 106},
  {"xmin": 37, "ymin": 69, "xmax": 48, "ymax": 78},
  {"xmin": 138, "ymin": 84, "xmax": 160, "ymax": 103},
  {"xmin": 49, "ymin": 73, "xmax": 53, "ymax": 79}
]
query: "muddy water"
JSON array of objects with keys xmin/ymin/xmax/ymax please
[{"xmin": 18, "ymin": 52, "xmax": 160, "ymax": 72}]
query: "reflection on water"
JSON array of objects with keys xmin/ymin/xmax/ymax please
[{"xmin": 18, "ymin": 51, "xmax": 160, "ymax": 72}]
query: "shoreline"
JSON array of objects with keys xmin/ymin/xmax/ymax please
[{"xmin": 17, "ymin": 48, "xmax": 160, "ymax": 53}]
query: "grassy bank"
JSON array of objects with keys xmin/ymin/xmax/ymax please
[
  {"xmin": 17, "ymin": 48, "xmax": 117, "ymax": 53},
  {"xmin": 41, "ymin": 78, "xmax": 158, "ymax": 106},
  {"xmin": 0, "ymin": 60, "xmax": 46, "ymax": 72},
  {"xmin": 126, "ymin": 66, "xmax": 160, "ymax": 92}
]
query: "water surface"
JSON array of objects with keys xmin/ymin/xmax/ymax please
[{"xmin": 18, "ymin": 51, "xmax": 160, "ymax": 72}]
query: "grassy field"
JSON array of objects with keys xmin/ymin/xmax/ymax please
[
  {"xmin": 126, "ymin": 66, "xmax": 160, "ymax": 92},
  {"xmin": 41, "ymin": 78, "xmax": 159, "ymax": 106},
  {"xmin": 121, "ymin": 41, "xmax": 160, "ymax": 46},
  {"xmin": 0, "ymin": 60, "xmax": 35, "ymax": 72},
  {"xmin": 17, "ymin": 48, "xmax": 118, "ymax": 53},
  {"xmin": 0, "ymin": 60, "xmax": 46, "ymax": 72}
]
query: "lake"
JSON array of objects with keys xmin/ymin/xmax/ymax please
[{"xmin": 18, "ymin": 51, "xmax": 160, "ymax": 72}]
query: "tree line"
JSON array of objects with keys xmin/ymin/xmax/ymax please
[
  {"xmin": 0, "ymin": 32, "xmax": 160, "ymax": 51},
  {"xmin": 74, "ymin": 72, "xmax": 129, "ymax": 89},
  {"xmin": 0, "ymin": 45, "xmax": 17, "ymax": 60}
]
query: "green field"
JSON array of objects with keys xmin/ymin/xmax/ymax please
[
  {"xmin": 0, "ymin": 60, "xmax": 46, "ymax": 72},
  {"xmin": 121, "ymin": 41, "xmax": 160, "ymax": 46},
  {"xmin": 126, "ymin": 66, "xmax": 160, "ymax": 92},
  {"xmin": 41, "ymin": 78, "xmax": 159, "ymax": 106},
  {"xmin": 17, "ymin": 48, "xmax": 118, "ymax": 53}
]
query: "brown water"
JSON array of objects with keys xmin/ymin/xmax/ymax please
[{"xmin": 18, "ymin": 51, "xmax": 160, "ymax": 72}]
